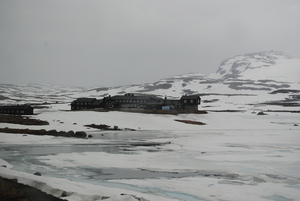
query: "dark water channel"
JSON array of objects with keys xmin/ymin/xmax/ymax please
[
  {"xmin": 0, "ymin": 134, "xmax": 177, "ymax": 180},
  {"xmin": 0, "ymin": 131, "xmax": 210, "ymax": 200}
]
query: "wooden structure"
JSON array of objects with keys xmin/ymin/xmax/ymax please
[
  {"xmin": 71, "ymin": 94, "xmax": 201, "ymax": 112},
  {"xmin": 180, "ymin": 95, "xmax": 201, "ymax": 110},
  {"xmin": 71, "ymin": 98, "xmax": 102, "ymax": 110},
  {"xmin": 0, "ymin": 105, "xmax": 34, "ymax": 115}
]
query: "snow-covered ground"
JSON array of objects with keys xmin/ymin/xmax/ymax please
[
  {"xmin": 0, "ymin": 51, "xmax": 299, "ymax": 200},
  {"xmin": 1, "ymin": 102, "xmax": 299, "ymax": 201}
]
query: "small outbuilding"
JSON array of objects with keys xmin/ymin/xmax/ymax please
[
  {"xmin": 0, "ymin": 105, "xmax": 34, "ymax": 115},
  {"xmin": 180, "ymin": 95, "xmax": 201, "ymax": 110}
]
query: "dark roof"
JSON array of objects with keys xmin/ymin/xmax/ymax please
[
  {"xmin": 73, "ymin": 98, "xmax": 97, "ymax": 103},
  {"xmin": 146, "ymin": 101, "xmax": 164, "ymax": 105},
  {"xmin": 165, "ymin": 100, "xmax": 181, "ymax": 104},
  {"xmin": 111, "ymin": 95, "xmax": 163, "ymax": 101},
  {"xmin": 90, "ymin": 99, "xmax": 103, "ymax": 105},
  {"xmin": 180, "ymin": 95, "xmax": 200, "ymax": 100},
  {"xmin": 0, "ymin": 105, "xmax": 33, "ymax": 110}
]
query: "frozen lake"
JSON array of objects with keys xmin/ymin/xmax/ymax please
[{"xmin": 1, "ymin": 111, "xmax": 300, "ymax": 201}]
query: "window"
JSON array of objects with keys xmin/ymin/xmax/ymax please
[
  {"xmin": 191, "ymin": 100, "xmax": 194, "ymax": 103},
  {"xmin": 184, "ymin": 100, "xmax": 187, "ymax": 103}
]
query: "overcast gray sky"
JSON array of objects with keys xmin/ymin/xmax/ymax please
[{"xmin": 0, "ymin": 0, "xmax": 299, "ymax": 87}]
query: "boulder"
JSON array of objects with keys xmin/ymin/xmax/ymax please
[
  {"xmin": 34, "ymin": 172, "xmax": 42, "ymax": 176},
  {"xmin": 74, "ymin": 131, "xmax": 87, "ymax": 138},
  {"xmin": 47, "ymin": 129, "xmax": 58, "ymax": 136},
  {"xmin": 57, "ymin": 131, "xmax": 68, "ymax": 137},
  {"xmin": 67, "ymin": 130, "xmax": 75, "ymax": 136}
]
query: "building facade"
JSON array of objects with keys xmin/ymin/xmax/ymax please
[
  {"xmin": 71, "ymin": 93, "xmax": 201, "ymax": 112},
  {"xmin": 180, "ymin": 95, "xmax": 201, "ymax": 110},
  {"xmin": 71, "ymin": 98, "xmax": 102, "ymax": 110},
  {"xmin": 109, "ymin": 93, "xmax": 164, "ymax": 110},
  {"xmin": 0, "ymin": 105, "xmax": 34, "ymax": 115}
]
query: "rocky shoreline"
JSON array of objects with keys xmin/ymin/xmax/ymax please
[
  {"xmin": 0, "ymin": 127, "xmax": 90, "ymax": 138},
  {"xmin": 0, "ymin": 114, "xmax": 49, "ymax": 125},
  {"xmin": 0, "ymin": 176, "xmax": 67, "ymax": 201}
]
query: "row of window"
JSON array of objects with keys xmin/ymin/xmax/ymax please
[
  {"xmin": 72, "ymin": 107, "xmax": 88, "ymax": 110},
  {"xmin": 0, "ymin": 110, "xmax": 25, "ymax": 113},
  {"xmin": 120, "ymin": 104, "xmax": 146, "ymax": 108},
  {"xmin": 74, "ymin": 102, "xmax": 90, "ymax": 105},
  {"xmin": 115, "ymin": 99, "xmax": 147, "ymax": 103},
  {"xmin": 183, "ymin": 100, "xmax": 196, "ymax": 103}
]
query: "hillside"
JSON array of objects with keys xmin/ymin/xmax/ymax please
[
  {"xmin": 75, "ymin": 51, "xmax": 300, "ymax": 112},
  {"xmin": 0, "ymin": 51, "xmax": 299, "ymax": 201},
  {"xmin": 0, "ymin": 51, "xmax": 299, "ymax": 111}
]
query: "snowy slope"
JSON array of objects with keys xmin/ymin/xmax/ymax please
[
  {"xmin": 0, "ymin": 83, "xmax": 84, "ymax": 105},
  {"xmin": 213, "ymin": 51, "xmax": 300, "ymax": 82},
  {"xmin": 0, "ymin": 51, "xmax": 300, "ymax": 201},
  {"xmin": 78, "ymin": 51, "xmax": 299, "ymax": 97},
  {"xmin": 1, "ymin": 51, "xmax": 299, "ymax": 111},
  {"xmin": 70, "ymin": 51, "xmax": 300, "ymax": 112}
]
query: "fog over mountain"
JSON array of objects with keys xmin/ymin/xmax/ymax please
[
  {"xmin": 0, "ymin": 50, "xmax": 300, "ymax": 201},
  {"xmin": 82, "ymin": 51, "xmax": 300, "ymax": 98},
  {"xmin": 214, "ymin": 51, "xmax": 299, "ymax": 81},
  {"xmin": 1, "ymin": 51, "xmax": 299, "ymax": 107},
  {"xmin": 1, "ymin": 1, "xmax": 299, "ymax": 87}
]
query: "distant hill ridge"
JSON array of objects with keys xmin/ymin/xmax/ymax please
[
  {"xmin": 212, "ymin": 51, "xmax": 299, "ymax": 82},
  {"xmin": 0, "ymin": 51, "xmax": 299, "ymax": 105}
]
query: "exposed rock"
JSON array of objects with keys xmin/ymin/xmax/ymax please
[
  {"xmin": 175, "ymin": 119, "xmax": 206, "ymax": 125},
  {"xmin": 84, "ymin": 124, "xmax": 119, "ymax": 130},
  {"xmin": 74, "ymin": 131, "xmax": 87, "ymax": 138},
  {"xmin": 56, "ymin": 131, "xmax": 68, "ymax": 137},
  {"xmin": 67, "ymin": 130, "xmax": 74, "ymax": 136},
  {"xmin": 257, "ymin": 111, "xmax": 267, "ymax": 115},
  {"xmin": 0, "ymin": 128, "xmax": 90, "ymax": 139},
  {"xmin": 47, "ymin": 129, "xmax": 58, "ymax": 135},
  {"xmin": 34, "ymin": 172, "xmax": 42, "ymax": 176},
  {"xmin": 0, "ymin": 114, "xmax": 49, "ymax": 125},
  {"xmin": 125, "ymin": 128, "xmax": 136, "ymax": 131}
]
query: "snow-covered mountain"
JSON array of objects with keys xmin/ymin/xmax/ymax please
[
  {"xmin": 0, "ymin": 83, "xmax": 84, "ymax": 105},
  {"xmin": 213, "ymin": 50, "xmax": 300, "ymax": 82},
  {"xmin": 80, "ymin": 51, "xmax": 299, "ymax": 97},
  {"xmin": 1, "ymin": 51, "xmax": 300, "ymax": 201},
  {"xmin": 1, "ymin": 51, "xmax": 299, "ymax": 110}
]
